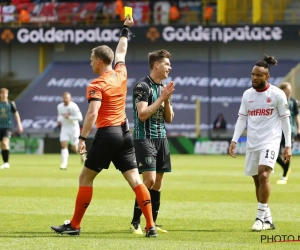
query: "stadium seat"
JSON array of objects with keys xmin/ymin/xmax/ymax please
[
  {"xmin": 55, "ymin": 2, "xmax": 80, "ymax": 24},
  {"xmin": 73, "ymin": 2, "xmax": 101, "ymax": 25}
]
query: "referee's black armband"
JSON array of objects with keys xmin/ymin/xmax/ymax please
[
  {"xmin": 120, "ymin": 25, "xmax": 135, "ymax": 39},
  {"xmin": 88, "ymin": 98, "xmax": 101, "ymax": 103}
]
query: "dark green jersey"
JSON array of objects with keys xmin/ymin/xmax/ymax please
[
  {"xmin": 132, "ymin": 76, "xmax": 172, "ymax": 139},
  {"xmin": 288, "ymin": 98, "xmax": 299, "ymax": 134},
  {"xmin": 0, "ymin": 101, "xmax": 17, "ymax": 129}
]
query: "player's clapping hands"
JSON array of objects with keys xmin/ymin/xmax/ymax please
[{"xmin": 161, "ymin": 81, "xmax": 175, "ymax": 101}]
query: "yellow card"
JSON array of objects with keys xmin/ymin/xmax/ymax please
[{"xmin": 124, "ymin": 6, "xmax": 132, "ymax": 18}]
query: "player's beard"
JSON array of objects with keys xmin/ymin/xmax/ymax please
[{"xmin": 252, "ymin": 80, "xmax": 267, "ymax": 90}]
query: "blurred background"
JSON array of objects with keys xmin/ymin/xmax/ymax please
[{"xmin": 0, "ymin": 0, "xmax": 300, "ymax": 155}]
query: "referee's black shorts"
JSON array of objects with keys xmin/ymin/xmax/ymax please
[
  {"xmin": 134, "ymin": 138, "xmax": 171, "ymax": 173},
  {"xmin": 85, "ymin": 126, "xmax": 137, "ymax": 173}
]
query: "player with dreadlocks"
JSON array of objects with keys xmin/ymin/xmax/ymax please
[{"xmin": 228, "ymin": 54, "xmax": 292, "ymax": 231}]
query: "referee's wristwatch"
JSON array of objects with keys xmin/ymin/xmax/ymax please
[{"xmin": 78, "ymin": 135, "xmax": 86, "ymax": 141}]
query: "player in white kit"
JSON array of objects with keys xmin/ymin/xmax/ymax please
[
  {"xmin": 57, "ymin": 92, "xmax": 83, "ymax": 170},
  {"xmin": 228, "ymin": 55, "xmax": 292, "ymax": 231}
]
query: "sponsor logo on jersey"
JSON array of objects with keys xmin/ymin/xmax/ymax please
[{"xmin": 248, "ymin": 109, "xmax": 274, "ymax": 116}]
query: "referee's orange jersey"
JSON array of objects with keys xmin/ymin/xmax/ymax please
[{"xmin": 86, "ymin": 63, "xmax": 127, "ymax": 128}]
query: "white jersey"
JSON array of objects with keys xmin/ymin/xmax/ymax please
[
  {"xmin": 238, "ymin": 84, "xmax": 290, "ymax": 151},
  {"xmin": 57, "ymin": 101, "xmax": 83, "ymax": 129}
]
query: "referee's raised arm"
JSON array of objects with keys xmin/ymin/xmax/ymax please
[{"xmin": 114, "ymin": 16, "xmax": 134, "ymax": 66}]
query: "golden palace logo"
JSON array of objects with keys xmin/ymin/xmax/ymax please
[
  {"xmin": 1, "ymin": 29, "xmax": 14, "ymax": 43},
  {"xmin": 146, "ymin": 27, "xmax": 160, "ymax": 42}
]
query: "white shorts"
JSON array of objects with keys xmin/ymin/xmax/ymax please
[
  {"xmin": 60, "ymin": 128, "xmax": 80, "ymax": 146},
  {"xmin": 245, "ymin": 146, "xmax": 279, "ymax": 176}
]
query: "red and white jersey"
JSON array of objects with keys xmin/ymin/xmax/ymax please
[
  {"xmin": 57, "ymin": 101, "xmax": 83, "ymax": 129},
  {"xmin": 238, "ymin": 84, "xmax": 290, "ymax": 151}
]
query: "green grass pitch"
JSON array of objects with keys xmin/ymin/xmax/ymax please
[{"xmin": 0, "ymin": 154, "xmax": 300, "ymax": 250}]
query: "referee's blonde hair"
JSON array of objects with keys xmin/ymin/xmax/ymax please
[{"xmin": 92, "ymin": 45, "xmax": 114, "ymax": 65}]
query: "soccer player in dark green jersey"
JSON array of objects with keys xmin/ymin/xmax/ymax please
[
  {"xmin": 0, "ymin": 88, "xmax": 23, "ymax": 169},
  {"xmin": 130, "ymin": 50, "xmax": 175, "ymax": 234},
  {"xmin": 276, "ymin": 82, "xmax": 300, "ymax": 184}
]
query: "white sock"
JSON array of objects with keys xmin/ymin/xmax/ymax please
[
  {"xmin": 61, "ymin": 148, "xmax": 69, "ymax": 166},
  {"xmin": 281, "ymin": 176, "xmax": 287, "ymax": 180},
  {"xmin": 264, "ymin": 205, "xmax": 273, "ymax": 223},
  {"xmin": 256, "ymin": 202, "xmax": 267, "ymax": 221}
]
